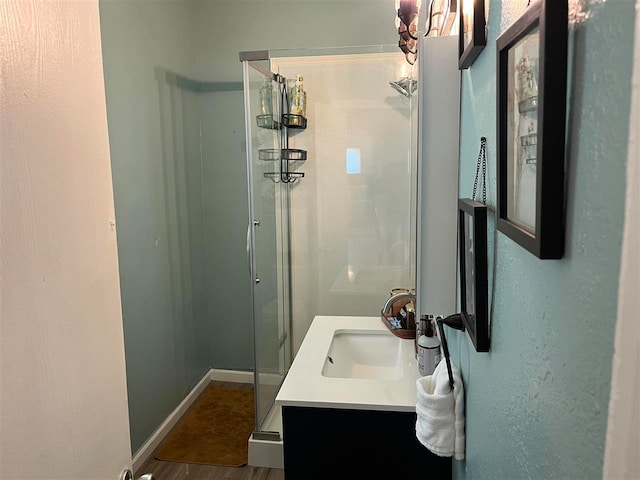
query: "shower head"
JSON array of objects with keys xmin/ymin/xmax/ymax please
[{"xmin": 389, "ymin": 76, "xmax": 418, "ymax": 98}]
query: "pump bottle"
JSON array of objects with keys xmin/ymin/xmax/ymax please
[{"xmin": 417, "ymin": 315, "xmax": 441, "ymax": 376}]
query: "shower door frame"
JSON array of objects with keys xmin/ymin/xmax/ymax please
[{"xmin": 241, "ymin": 54, "xmax": 293, "ymax": 440}]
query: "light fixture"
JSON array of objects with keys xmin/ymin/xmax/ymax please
[
  {"xmin": 396, "ymin": 0, "xmax": 421, "ymax": 36},
  {"xmin": 424, "ymin": 0, "xmax": 458, "ymax": 37},
  {"xmin": 396, "ymin": 0, "xmax": 421, "ymax": 65}
]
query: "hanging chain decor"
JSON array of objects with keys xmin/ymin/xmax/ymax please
[{"xmin": 472, "ymin": 136, "xmax": 487, "ymax": 204}]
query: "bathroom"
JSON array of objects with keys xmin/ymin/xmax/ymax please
[{"xmin": 0, "ymin": 0, "xmax": 638, "ymax": 479}]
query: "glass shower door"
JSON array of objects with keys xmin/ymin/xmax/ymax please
[{"xmin": 242, "ymin": 59, "xmax": 291, "ymax": 437}]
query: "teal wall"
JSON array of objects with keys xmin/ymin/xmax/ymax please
[
  {"xmin": 449, "ymin": 1, "xmax": 635, "ymax": 478},
  {"xmin": 99, "ymin": 0, "xmax": 210, "ymax": 452}
]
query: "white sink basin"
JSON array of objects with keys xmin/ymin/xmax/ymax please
[
  {"xmin": 321, "ymin": 329, "xmax": 403, "ymax": 380},
  {"xmin": 276, "ymin": 316, "xmax": 420, "ymax": 412}
]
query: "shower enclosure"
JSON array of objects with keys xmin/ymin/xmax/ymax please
[{"xmin": 241, "ymin": 47, "xmax": 418, "ymax": 451}]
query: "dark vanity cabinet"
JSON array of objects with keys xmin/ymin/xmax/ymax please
[{"xmin": 282, "ymin": 406, "xmax": 452, "ymax": 479}]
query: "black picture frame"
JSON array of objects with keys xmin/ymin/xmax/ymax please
[
  {"xmin": 459, "ymin": 0, "xmax": 486, "ymax": 69},
  {"xmin": 458, "ymin": 199, "xmax": 489, "ymax": 352},
  {"xmin": 496, "ymin": 0, "xmax": 568, "ymax": 259}
]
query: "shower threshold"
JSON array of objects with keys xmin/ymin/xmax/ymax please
[{"xmin": 248, "ymin": 403, "xmax": 284, "ymax": 469}]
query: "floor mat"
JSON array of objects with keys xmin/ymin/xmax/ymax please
[{"xmin": 154, "ymin": 384, "xmax": 255, "ymax": 467}]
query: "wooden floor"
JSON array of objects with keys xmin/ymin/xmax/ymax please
[
  {"xmin": 135, "ymin": 458, "xmax": 284, "ymax": 480},
  {"xmin": 134, "ymin": 381, "xmax": 285, "ymax": 480}
]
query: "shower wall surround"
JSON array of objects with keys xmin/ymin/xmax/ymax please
[
  {"xmin": 450, "ymin": 0, "xmax": 635, "ymax": 478},
  {"xmin": 272, "ymin": 53, "xmax": 416, "ymax": 356}
]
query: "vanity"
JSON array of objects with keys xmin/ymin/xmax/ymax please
[{"xmin": 275, "ymin": 316, "xmax": 452, "ymax": 479}]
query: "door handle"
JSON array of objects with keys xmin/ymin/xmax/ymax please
[
  {"xmin": 247, "ymin": 224, "xmax": 251, "ymax": 266},
  {"xmin": 248, "ymin": 222, "xmax": 261, "ymax": 285},
  {"xmin": 120, "ymin": 470, "xmax": 155, "ymax": 480},
  {"xmin": 246, "ymin": 223, "xmax": 251, "ymax": 278}
]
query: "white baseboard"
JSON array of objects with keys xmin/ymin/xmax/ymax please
[
  {"xmin": 132, "ymin": 368, "xmax": 256, "ymax": 472},
  {"xmin": 132, "ymin": 368, "xmax": 214, "ymax": 472},
  {"xmin": 210, "ymin": 368, "xmax": 284, "ymax": 386},
  {"xmin": 210, "ymin": 368, "xmax": 254, "ymax": 384}
]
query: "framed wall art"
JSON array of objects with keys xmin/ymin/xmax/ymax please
[
  {"xmin": 496, "ymin": 0, "xmax": 568, "ymax": 259},
  {"xmin": 458, "ymin": 199, "xmax": 489, "ymax": 352},
  {"xmin": 459, "ymin": 0, "xmax": 486, "ymax": 69}
]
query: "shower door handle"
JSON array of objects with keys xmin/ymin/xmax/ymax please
[
  {"xmin": 246, "ymin": 224, "xmax": 252, "ymax": 279},
  {"xmin": 247, "ymin": 222, "xmax": 261, "ymax": 286}
]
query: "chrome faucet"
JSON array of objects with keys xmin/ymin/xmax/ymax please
[
  {"xmin": 381, "ymin": 290, "xmax": 416, "ymax": 315},
  {"xmin": 382, "ymin": 289, "xmax": 418, "ymax": 353}
]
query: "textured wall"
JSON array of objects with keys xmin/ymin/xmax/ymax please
[
  {"xmin": 448, "ymin": 0, "xmax": 635, "ymax": 478},
  {"xmin": 0, "ymin": 0, "xmax": 132, "ymax": 477},
  {"xmin": 99, "ymin": 0, "xmax": 210, "ymax": 453}
]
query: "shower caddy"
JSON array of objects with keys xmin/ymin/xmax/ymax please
[{"xmin": 257, "ymin": 80, "xmax": 307, "ymax": 184}]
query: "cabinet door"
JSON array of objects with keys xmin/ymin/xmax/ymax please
[{"xmin": 282, "ymin": 406, "xmax": 452, "ymax": 480}]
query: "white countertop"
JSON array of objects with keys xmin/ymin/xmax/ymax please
[{"xmin": 275, "ymin": 315, "xmax": 420, "ymax": 412}]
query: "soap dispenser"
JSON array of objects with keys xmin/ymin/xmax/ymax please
[{"xmin": 417, "ymin": 315, "xmax": 441, "ymax": 376}]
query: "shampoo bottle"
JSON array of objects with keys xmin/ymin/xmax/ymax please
[
  {"xmin": 417, "ymin": 315, "xmax": 441, "ymax": 376},
  {"xmin": 259, "ymin": 77, "xmax": 272, "ymax": 116},
  {"xmin": 289, "ymin": 74, "xmax": 307, "ymax": 117}
]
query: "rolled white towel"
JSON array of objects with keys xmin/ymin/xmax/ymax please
[{"xmin": 415, "ymin": 359, "xmax": 465, "ymax": 460}]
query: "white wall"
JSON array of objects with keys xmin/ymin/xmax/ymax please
[{"xmin": 0, "ymin": 0, "xmax": 132, "ymax": 478}]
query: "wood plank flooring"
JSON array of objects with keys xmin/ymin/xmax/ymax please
[
  {"xmin": 134, "ymin": 381, "xmax": 285, "ymax": 480},
  {"xmin": 135, "ymin": 458, "xmax": 284, "ymax": 480}
]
